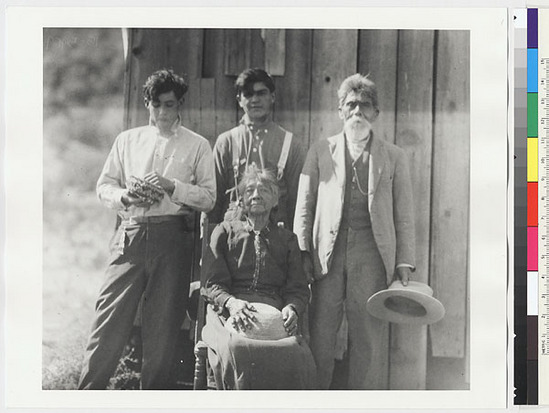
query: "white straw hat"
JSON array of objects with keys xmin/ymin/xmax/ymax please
[
  {"xmin": 366, "ymin": 281, "xmax": 445, "ymax": 325},
  {"xmin": 225, "ymin": 302, "xmax": 289, "ymax": 340}
]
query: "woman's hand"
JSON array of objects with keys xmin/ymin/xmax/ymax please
[
  {"xmin": 225, "ymin": 298, "xmax": 256, "ymax": 332},
  {"xmin": 282, "ymin": 305, "xmax": 298, "ymax": 336}
]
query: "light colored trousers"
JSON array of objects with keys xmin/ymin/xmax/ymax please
[{"xmin": 309, "ymin": 226, "xmax": 389, "ymax": 390}]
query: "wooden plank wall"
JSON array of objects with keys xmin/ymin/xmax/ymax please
[
  {"xmin": 309, "ymin": 30, "xmax": 358, "ymax": 144},
  {"xmin": 123, "ymin": 28, "xmax": 470, "ymax": 390},
  {"xmin": 273, "ymin": 30, "xmax": 313, "ymax": 147},
  {"xmin": 202, "ymin": 29, "xmax": 238, "ymax": 139},
  {"xmin": 430, "ymin": 31, "xmax": 470, "ymax": 358},
  {"xmin": 427, "ymin": 30, "xmax": 470, "ymax": 390},
  {"xmin": 358, "ymin": 30, "xmax": 398, "ymax": 144},
  {"xmin": 391, "ymin": 30, "xmax": 435, "ymax": 390}
]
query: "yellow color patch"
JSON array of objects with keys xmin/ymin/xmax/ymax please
[{"xmin": 528, "ymin": 138, "xmax": 538, "ymax": 182}]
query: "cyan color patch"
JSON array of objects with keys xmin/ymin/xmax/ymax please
[{"xmin": 528, "ymin": 48, "xmax": 538, "ymax": 93}]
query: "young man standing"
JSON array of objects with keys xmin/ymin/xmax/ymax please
[
  {"xmin": 78, "ymin": 69, "xmax": 215, "ymax": 390},
  {"xmin": 208, "ymin": 68, "xmax": 304, "ymax": 230}
]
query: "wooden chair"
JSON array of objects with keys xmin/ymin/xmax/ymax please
[{"xmin": 192, "ymin": 215, "xmax": 217, "ymax": 390}]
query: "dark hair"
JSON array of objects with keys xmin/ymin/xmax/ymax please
[
  {"xmin": 237, "ymin": 166, "xmax": 279, "ymax": 206},
  {"xmin": 142, "ymin": 69, "xmax": 188, "ymax": 104},
  {"xmin": 235, "ymin": 68, "xmax": 275, "ymax": 96},
  {"xmin": 337, "ymin": 73, "xmax": 379, "ymax": 112}
]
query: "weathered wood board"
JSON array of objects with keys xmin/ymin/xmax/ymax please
[
  {"xmin": 309, "ymin": 30, "xmax": 358, "ymax": 144},
  {"xmin": 430, "ymin": 30, "xmax": 470, "ymax": 358},
  {"xmin": 358, "ymin": 29, "xmax": 398, "ymax": 144},
  {"xmin": 274, "ymin": 29, "xmax": 312, "ymax": 146},
  {"xmin": 390, "ymin": 29, "xmax": 435, "ymax": 390}
]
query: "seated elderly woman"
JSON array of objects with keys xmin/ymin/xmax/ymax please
[{"xmin": 201, "ymin": 166, "xmax": 316, "ymax": 390}]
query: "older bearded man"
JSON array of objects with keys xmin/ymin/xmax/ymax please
[{"xmin": 294, "ymin": 74, "xmax": 416, "ymax": 389}]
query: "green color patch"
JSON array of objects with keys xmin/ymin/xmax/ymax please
[{"xmin": 528, "ymin": 93, "xmax": 538, "ymax": 137}]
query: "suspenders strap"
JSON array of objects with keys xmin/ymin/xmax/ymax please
[
  {"xmin": 231, "ymin": 126, "xmax": 293, "ymax": 184},
  {"xmin": 229, "ymin": 127, "xmax": 241, "ymax": 201},
  {"xmin": 277, "ymin": 131, "xmax": 293, "ymax": 181}
]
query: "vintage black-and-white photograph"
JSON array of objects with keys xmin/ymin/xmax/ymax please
[
  {"xmin": 4, "ymin": 5, "xmax": 509, "ymax": 410},
  {"xmin": 42, "ymin": 27, "xmax": 470, "ymax": 391}
]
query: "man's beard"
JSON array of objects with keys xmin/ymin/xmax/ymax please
[{"xmin": 345, "ymin": 118, "xmax": 372, "ymax": 142}]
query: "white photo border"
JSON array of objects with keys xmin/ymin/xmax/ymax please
[{"xmin": 5, "ymin": 5, "xmax": 507, "ymax": 410}]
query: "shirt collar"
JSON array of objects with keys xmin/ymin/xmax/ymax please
[
  {"xmin": 149, "ymin": 115, "xmax": 181, "ymax": 137},
  {"xmin": 243, "ymin": 216, "xmax": 271, "ymax": 236},
  {"xmin": 344, "ymin": 129, "xmax": 372, "ymax": 146},
  {"xmin": 344, "ymin": 131, "xmax": 373, "ymax": 163},
  {"xmin": 240, "ymin": 114, "xmax": 275, "ymax": 134}
]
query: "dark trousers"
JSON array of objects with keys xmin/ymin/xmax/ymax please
[{"xmin": 78, "ymin": 218, "xmax": 193, "ymax": 389}]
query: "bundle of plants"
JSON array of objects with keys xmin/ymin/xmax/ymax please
[{"xmin": 126, "ymin": 176, "xmax": 164, "ymax": 204}]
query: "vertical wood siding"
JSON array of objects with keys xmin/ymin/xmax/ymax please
[
  {"xmin": 358, "ymin": 30, "xmax": 398, "ymax": 144},
  {"xmin": 263, "ymin": 29, "xmax": 286, "ymax": 76},
  {"xmin": 203, "ymin": 29, "xmax": 239, "ymax": 141},
  {"xmin": 273, "ymin": 29, "xmax": 313, "ymax": 147},
  {"xmin": 390, "ymin": 30, "xmax": 435, "ymax": 390},
  {"xmin": 430, "ymin": 30, "xmax": 470, "ymax": 358},
  {"xmin": 224, "ymin": 30, "xmax": 252, "ymax": 76},
  {"xmin": 124, "ymin": 28, "xmax": 470, "ymax": 389},
  {"xmin": 309, "ymin": 30, "xmax": 359, "ymax": 145}
]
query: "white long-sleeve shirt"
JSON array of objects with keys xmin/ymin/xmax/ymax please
[{"xmin": 97, "ymin": 120, "xmax": 216, "ymax": 219}]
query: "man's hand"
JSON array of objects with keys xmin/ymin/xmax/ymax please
[
  {"xmin": 282, "ymin": 305, "xmax": 298, "ymax": 336},
  {"xmin": 121, "ymin": 190, "xmax": 153, "ymax": 208},
  {"xmin": 301, "ymin": 250, "xmax": 315, "ymax": 284},
  {"xmin": 395, "ymin": 266, "xmax": 412, "ymax": 287},
  {"xmin": 143, "ymin": 171, "xmax": 175, "ymax": 196},
  {"xmin": 225, "ymin": 298, "xmax": 256, "ymax": 332}
]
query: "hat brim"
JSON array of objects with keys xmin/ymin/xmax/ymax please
[{"xmin": 366, "ymin": 287, "xmax": 445, "ymax": 325}]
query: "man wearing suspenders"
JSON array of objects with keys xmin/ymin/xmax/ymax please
[{"xmin": 208, "ymin": 68, "xmax": 305, "ymax": 230}]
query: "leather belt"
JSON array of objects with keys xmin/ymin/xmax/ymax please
[{"xmin": 122, "ymin": 215, "xmax": 194, "ymax": 231}]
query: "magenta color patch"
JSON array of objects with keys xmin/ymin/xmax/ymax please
[{"xmin": 527, "ymin": 227, "xmax": 538, "ymax": 271}]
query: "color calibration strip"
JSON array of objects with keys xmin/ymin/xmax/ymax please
[
  {"xmin": 538, "ymin": 8, "xmax": 549, "ymax": 406},
  {"xmin": 514, "ymin": 8, "xmax": 531, "ymax": 405},
  {"xmin": 527, "ymin": 8, "xmax": 539, "ymax": 406},
  {"xmin": 516, "ymin": 8, "xmax": 549, "ymax": 406}
]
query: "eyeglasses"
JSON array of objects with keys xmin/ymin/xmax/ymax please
[
  {"xmin": 150, "ymin": 100, "xmax": 178, "ymax": 108},
  {"xmin": 342, "ymin": 100, "xmax": 374, "ymax": 110},
  {"xmin": 241, "ymin": 89, "xmax": 271, "ymax": 99}
]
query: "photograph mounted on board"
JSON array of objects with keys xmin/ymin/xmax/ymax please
[{"xmin": 42, "ymin": 27, "xmax": 470, "ymax": 391}]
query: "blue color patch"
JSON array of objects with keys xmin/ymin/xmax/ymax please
[{"xmin": 527, "ymin": 48, "xmax": 538, "ymax": 93}]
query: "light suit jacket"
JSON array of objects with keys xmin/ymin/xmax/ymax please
[{"xmin": 293, "ymin": 132, "xmax": 416, "ymax": 285}]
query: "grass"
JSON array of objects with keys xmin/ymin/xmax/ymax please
[
  {"xmin": 42, "ymin": 103, "xmax": 121, "ymax": 389},
  {"xmin": 42, "ymin": 188, "xmax": 115, "ymax": 389},
  {"xmin": 42, "ymin": 189, "xmax": 157, "ymax": 390}
]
